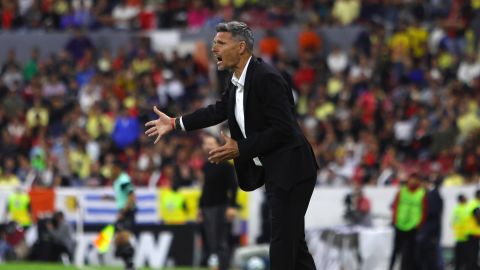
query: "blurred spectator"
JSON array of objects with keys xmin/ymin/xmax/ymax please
[
  {"xmin": 22, "ymin": 0, "xmax": 43, "ymax": 29},
  {"xmin": 86, "ymin": 103, "xmax": 113, "ymax": 140},
  {"xmin": 457, "ymin": 52, "xmax": 480, "ymax": 87},
  {"xmin": 46, "ymin": 211, "xmax": 75, "ymax": 262},
  {"xmin": 68, "ymin": 141, "xmax": 91, "ymax": 186},
  {"xmin": 343, "ymin": 184, "xmax": 372, "ymax": 226},
  {"xmin": 159, "ymin": 180, "xmax": 188, "ymax": 225},
  {"xmin": 97, "ymin": 48, "xmax": 113, "ymax": 73},
  {"xmin": 2, "ymin": 64, "xmax": 23, "ymax": 91},
  {"xmin": 187, "ymin": 0, "xmax": 210, "ymax": 30},
  {"xmin": 42, "ymin": 74, "xmax": 66, "ymax": 98},
  {"xmin": 259, "ymin": 29, "xmax": 281, "ymax": 62},
  {"xmin": 293, "ymin": 60, "xmax": 315, "ymax": 90},
  {"xmin": 0, "ymin": 157, "xmax": 21, "ymax": 187},
  {"xmin": 6, "ymin": 187, "xmax": 32, "ymax": 229},
  {"xmin": 430, "ymin": 117, "xmax": 458, "ymax": 157},
  {"xmin": 1, "ymin": 49, "xmax": 20, "ymax": 75},
  {"xmin": 131, "ymin": 47, "xmax": 153, "ymax": 76},
  {"xmin": 456, "ymin": 103, "xmax": 480, "ymax": 142},
  {"xmin": 3, "ymin": 221, "xmax": 28, "ymax": 261},
  {"xmin": 26, "ymin": 97, "xmax": 48, "ymax": 130},
  {"xmin": 156, "ymin": 69, "xmax": 185, "ymax": 108},
  {"xmin": 112, "ymin": 0, "xmax": 139, "ymax": 30},
  {"xmin": 298, "ymin": 22, "xmax": 322, "ymax": 59},
  {"xmin": 23, "ymin": 47, "xmax": 40, "ymax": 82},
  {"xmin": 78, "ymin": 74, "xmax": 102, "ymax": 113},
  {"xmin": 137, "ymin": 1, "xmax": 156, "ymax": 30},
  {"xmin": 418, "ymin": 177, "xmax": 445, "ymax": 270},
  {"xmin": 111, "ymin": 106, "xmax": 141, "ymax": 150},
  {"xmin": 326, "ymin": 45, "xmax": 349, "ymax": 74},
  {"xmin": 389, "ymin": 172, "xmax": 427, "ymax": 270},
  {"xmin": 348, "ymin": 54, "xmax": 373, "ymax": 92},
  {"xmin": 1, "ymin": 1, "xmax": 18, "ymax": 30},
  {"xmin": 0, "ymin": 226, "xmax": 15, "ymax": 261},
  {"xmin": 64, "ymin": 27, "xmax": 94, "ymax": 63},
  {"xmin": 332, "ymin": 0, "xmax": 360, "ymax": 26},
  {"xmin": 71, "ymin": 0, "xmax": 93, "ymax": 29},
  {"xmin": 173, "ymin": 146, "xmax": 196, "ymax": 188}
]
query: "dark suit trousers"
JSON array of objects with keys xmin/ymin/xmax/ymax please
[{"xmin": 265, "ymin": 176, "xmax": 316, "ymax": 270}]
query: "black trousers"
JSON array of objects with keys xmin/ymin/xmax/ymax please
[
  {"xmin": 265, "ymin": 177, "xmax": 316, "ymax": 270},
  {"xmin": 467, "ymin": 236, "xmax": 480, "ymax": 270},
  {"xmin": 454, "ymin": 241, "xmax": 468, "ymax": 270},
  {"xmin": 418, "ymin": 236, "xmax": 442, "ymax": 270},
  {"xmin": 202, "ymin": 205, "xmax": 230, "ymax": 270},
  {"xmin": 389, "ymin": 228, "xmax": 418, "ymax": 270}
]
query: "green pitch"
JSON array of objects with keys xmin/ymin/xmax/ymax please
[{"xmin": 0, "ymin": 262, "xmax": 208, "ymax": 270}]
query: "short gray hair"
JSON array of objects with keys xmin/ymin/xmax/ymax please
[{"xmin": 216, "ymin": 21, "xmax": 254, "ymax": 52}]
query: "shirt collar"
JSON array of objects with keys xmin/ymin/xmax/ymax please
[{"xmin": 231, "ymin": 56, "xmax": 252, "ymax": 88}]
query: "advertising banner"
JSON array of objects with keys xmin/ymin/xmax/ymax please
[{"xmin": 75, "ymin": 224, "xmax": 197, "ymax": 268}]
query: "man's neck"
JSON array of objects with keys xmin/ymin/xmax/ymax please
[{"xmin": 233, "ymin": 54, "xmax": 252, "ymax": 78}]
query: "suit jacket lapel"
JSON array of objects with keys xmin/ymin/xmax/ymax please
[{"xmin": 243, "ymin": 56, "xmax": 256, "ymax": 135}]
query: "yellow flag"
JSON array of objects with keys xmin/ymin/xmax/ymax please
[{"xmin": 93, "ymin": 224, "xmax": 115, "ymax": 253}]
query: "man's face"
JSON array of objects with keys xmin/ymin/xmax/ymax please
[
  {"xmin": 407, "ymin": 175, "xmax": 419, "ymax": 187},
  {"xmin": 211, "ymin": 32, "xmax": 242, "ymax": 71},
  {"xmin": 202, "ymin": 136, "xmax": 219, "ymax": 154}
]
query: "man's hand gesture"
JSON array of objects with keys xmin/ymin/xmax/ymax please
[
  {"xmin": 145, "ymin": 106, "xmax": 174, "ymax": 144},
  {"xmin": 208, "ymin": 131, "xmax": 239, "ymax": 164}
]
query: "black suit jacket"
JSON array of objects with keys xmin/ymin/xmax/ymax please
[{"xmin": 182, "ymin": 57, "xmax": 318, "ymax": 191}]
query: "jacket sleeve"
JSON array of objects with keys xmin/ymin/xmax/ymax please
[
  {"xmin": 181, "ymin": 88, "xmax": 229, "ymax": 131},
  {"xmin": 237, "ymin": 72, "xmax": 298, "ymax": 161}
]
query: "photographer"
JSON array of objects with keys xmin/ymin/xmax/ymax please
[{"xmin": 46, "ymin": 211, "xmax": 75, "ymax": 263}]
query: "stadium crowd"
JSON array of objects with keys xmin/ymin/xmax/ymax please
[{"xmin": 0, "ymin": 0, "xmax": 480, "ymax": 190}]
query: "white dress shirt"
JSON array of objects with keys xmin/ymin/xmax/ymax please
[
  {"xmin": 180, "ymin": 56, "xmax": 262, "ymax": 166},
  {"xmin": 231, "ymin": 56, "xmax": 262, "ymax": 166}
]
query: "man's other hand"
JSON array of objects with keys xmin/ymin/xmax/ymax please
[{"xmin": 208, "ymin": 131, "xmax": 239, "ymax": 164}]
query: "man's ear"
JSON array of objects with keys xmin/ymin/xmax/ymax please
[{"xmin": 239, "ymin": 41, "xmax": 247, "ymax": 55}]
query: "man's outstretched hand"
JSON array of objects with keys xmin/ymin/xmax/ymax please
[
  {"xmin": 145, "ymin": 106, "xmax": 173, "ymax": 144},
  {"xmin": 208, "ymin": 131, "xmax": 239, "ymax": 164}
]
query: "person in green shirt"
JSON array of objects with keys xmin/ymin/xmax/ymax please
[
  {"xmin": 389, "ymin": 172, "xmax": 427, "ymax": 270},
  {"xmin": 23, "ymin": 48, "xmax": 39, "ymax": 81},
  {"xmin": 111, "ymin": 159, "xmax": 136, "ymax": 270}
]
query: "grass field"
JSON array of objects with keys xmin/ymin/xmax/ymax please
[{"xmin": 0, "ymin": 262, "xmax": 208, "ymax": 270}]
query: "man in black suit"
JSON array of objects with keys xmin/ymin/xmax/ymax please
[{"xmin": 145, "ymin": 21, "xmax": 318, "ymax": 270}]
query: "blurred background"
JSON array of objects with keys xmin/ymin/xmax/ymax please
[{"xmin": 0, "ymin": 0, "xmax": 480, "ymax": 269}]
